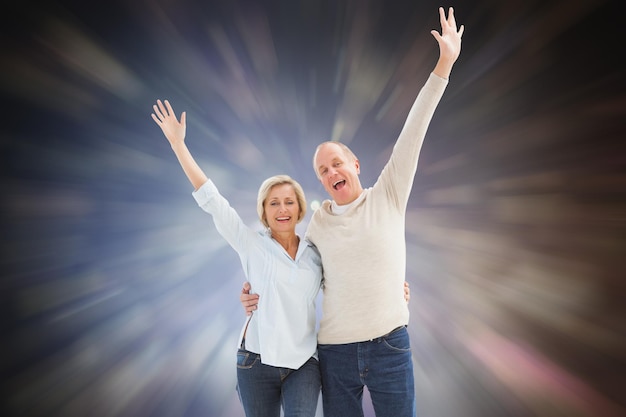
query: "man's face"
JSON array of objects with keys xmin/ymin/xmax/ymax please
[{"xmin": 314, "ymin": 143, "xmax": 362, "ymax": 205}]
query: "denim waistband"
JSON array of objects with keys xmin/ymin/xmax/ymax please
[{"xmin": 370, "ymin": 325, "xmax": 406, "ymax": 342}]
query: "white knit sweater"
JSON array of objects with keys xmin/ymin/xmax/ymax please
[{"xmin": 306, "ymin": 73, "xmax": 448, "ymax": 344}]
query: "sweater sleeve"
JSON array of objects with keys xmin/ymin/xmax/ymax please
[{"xmin": 376, "ymin": 73, "xmax": 448, "ymax": 210}]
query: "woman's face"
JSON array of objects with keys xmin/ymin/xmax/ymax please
[{"xmin": 263, "ymin": 184, "xmax": 300, "ymax": 234}]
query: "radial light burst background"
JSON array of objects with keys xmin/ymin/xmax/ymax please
[{"xmin": 1, "ymin": 0, "xmax": 624, "ymax": 416}]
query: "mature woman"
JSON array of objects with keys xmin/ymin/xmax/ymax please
[{"xmin": 151, "ymin": 99, "xmax": 322, "ymax": 417}]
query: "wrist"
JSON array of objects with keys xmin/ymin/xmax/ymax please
[
  {"xmin": 433, "ymin": 57, "xmax": 455, "ymax": 80},
  {"xmin": 170, "ymin": 140, "xmax": 187, "ymax": 151}
]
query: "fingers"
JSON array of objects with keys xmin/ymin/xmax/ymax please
[
  {"xmin": 447, "ymin": 7, "xmax": 461, "ymax": 36},
  {"xmin": 152, "ymin": 102, "xmax": 164, "ymax": 121},
  {"xmin": 240, "ymin": 282, "xmax": 256, "ymax": 316},
  {"xmin": 241, "ymin": 292, "xmax": 259, "ymax": 316},
  {"xmin": 430, "ymin": 29, "xmax": 441, "ymax": 43},
  {"xmin": 152, "ymin": 99, "xmax": 168, "ymax": 123},
  {"xmin": 240, "ymin": 291, "xmax": 259, "ymax": 304},
  {"xmin": 438, "ymin": 7, "xmax": 454, "ymax": 30},
  {"xmin": 153, "ymin": 99, "xmax": 171, "ymax": 117},
  {"xmin": 152, "ymin": 99, "xmax": 184, "ymax": 127},
  {"xmin": 404, "ymin": 281, "xmax": 411, "ymax": 303},
  {"xmin": 447, "ymin": 7, "xmax": 456, "ymax": 29},
  {"xmin": 150, "ymin": 112, "xmax": 162, "ymax": 125},
  {"xmin": 244, "ymin": 298, "xmax": 259, "ymax": 306},
  {"xmin": 157, "ymin": 99, "xmax": 168, "ymax": 117},
  {"xmin": 241, "ymin": 294, "xmax": 259, "ymax": 303},
  {"xmin": 431, "ymin": 6, "xmax": 463, "ymax": 46},
  {"xmin": 164, "ymin": 99, "xmax": 175, "ymax": 119},
  {"xmin": 438, "ymin": 7, "xmax": 460, "ymax": 33},
  {"xmin": 439, "ymin": 6, "xmax": 446, "ymax": 28}
]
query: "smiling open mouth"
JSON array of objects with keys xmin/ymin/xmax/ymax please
[{"xmin": 333, "ymin": 180, "xmax": 346, "ymax": 190}]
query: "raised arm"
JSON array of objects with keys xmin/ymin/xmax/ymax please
[
  {"xmin": 151, "ymin": 99, "xmax": 208, "ymax": 190},
  {"xmin": 431, "ymin": 7, "xmax": 464, "ymax": 80}
]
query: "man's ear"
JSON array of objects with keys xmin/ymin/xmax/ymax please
[{"xmin": 355, "ymin": 159, "xmax": 360, "ymax": 174}]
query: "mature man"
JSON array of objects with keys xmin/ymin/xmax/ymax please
[{"xmin": 242, "ymin": 7, "xmax": 463, "ymax": 417}]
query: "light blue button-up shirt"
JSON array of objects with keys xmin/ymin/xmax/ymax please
[{"xmin": 193, "ymin": 180, "xmax": 322, "ymax": 369}]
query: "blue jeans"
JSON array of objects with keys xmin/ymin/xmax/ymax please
[
  {"xmin": 236, "ymin": 349, "xmax": 321, "ymax": 417},
  {"xmin": 318, "ymin": 326, "xmax": 415, "ymax": 417}
]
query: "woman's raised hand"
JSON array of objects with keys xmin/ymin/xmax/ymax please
[{"xmin": 151, "ymin": 99, "xmax": 186, "ymax": 147}]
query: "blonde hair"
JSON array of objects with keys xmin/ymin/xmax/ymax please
[
  {"xmin": 257, "ymin": 175, "xmax": 307, "ymax": 228},
  {"xmin": 312, "ymin": 141, "xmax": 358, "ymax": 178}
]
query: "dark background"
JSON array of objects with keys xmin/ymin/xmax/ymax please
[{"xmin": 1, "ymin": 0, "xmax": 625, "ymax": 416}]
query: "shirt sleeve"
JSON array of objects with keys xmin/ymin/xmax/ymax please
[{"xmin": 192, "ymin": 179, "xmax": 254, "ymax": 254}]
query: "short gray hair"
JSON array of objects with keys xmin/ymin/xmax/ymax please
[{"xmin": 312, "ymin": 141, "xmax": 358, "ymax": 178}]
